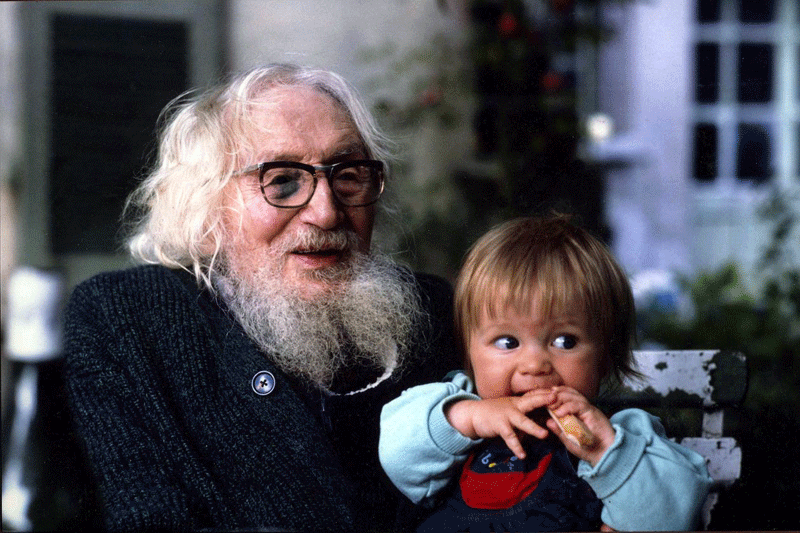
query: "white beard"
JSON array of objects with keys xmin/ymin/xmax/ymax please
[{"xmin": 216, "ymin": 230, "xmax": 423, "ymax": 390}]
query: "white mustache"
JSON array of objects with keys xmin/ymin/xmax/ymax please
[{"xmin": 277, "ymin": 228, "xmax": 360, "ymax": 255}]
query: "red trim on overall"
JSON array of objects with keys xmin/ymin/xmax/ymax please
[{"xmin": 459, "ymin": 451, "xmax": 553, "ymax": 510}]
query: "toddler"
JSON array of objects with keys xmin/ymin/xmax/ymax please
[{"xmin": 380, "ymin": 215, "xmax": 712, "ymax": 531}]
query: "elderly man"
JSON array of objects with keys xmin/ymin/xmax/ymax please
[{"xmin": 64, "ymin": 64, "xmax": 458, "ymax": 532}]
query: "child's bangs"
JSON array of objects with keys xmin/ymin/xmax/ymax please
[{"xmin": 472, "ymin": 251, "xmax": 585, "ymax": 326}]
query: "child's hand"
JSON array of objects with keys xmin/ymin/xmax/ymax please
[
  {"xmin": 444, "ymin": 391, "xmax": 554, "ymax": 459},
  {"xmin": 545, "ymin": 386, "xmax": 615, "ymax": 466}
]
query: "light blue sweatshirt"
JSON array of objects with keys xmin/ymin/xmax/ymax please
[{"xmin": 379, "ymin": 372, "xmax": 713, "ymax": 531}]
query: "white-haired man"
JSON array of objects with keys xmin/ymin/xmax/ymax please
[{"xmin": 64, "ymin": 64, "xmax": 458, "ymax": 532}]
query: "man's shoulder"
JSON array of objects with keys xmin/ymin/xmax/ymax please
[
  {"xmin": 403, "ymin": 271, "xmax": 458, "ymax": 375},
  {"xmin": 412, "ymin": 271, "xmax": 452, "ymax": 290},
  {"xmin": 68, "ymin": 264, "xmax": 204, "ymax": 314},
  {"xmin": 74, "ymin": 264, "xmax": 196, "ymax": 293},
  {"xmin": 65, "ymin": 264, "xmax": 225, "ymax": 342},
  {"xmin": 411, "ymin": 271, "xmax": 454, "ymax": 309}
]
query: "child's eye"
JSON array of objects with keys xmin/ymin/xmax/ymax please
[
  {"xmin": 552, "ymin": 335, "xmax": 578, "ymax": 350},
  {"xmin": 493, "ymin": 336, "xmax": 520, "ymax": 350}
]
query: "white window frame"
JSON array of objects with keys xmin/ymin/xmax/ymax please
[
  {"xmin": 689, "ymin": 0, "xmax": 799, "ymax": 283},
  {"xmin": 692, "ymin": 0, "xmax": 799, "ymax": 194}
]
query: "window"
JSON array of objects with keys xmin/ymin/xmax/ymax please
[
  {"xmin": 737, "ymin": 43, "xmax": 772, "ymax": 103},
  {"xmin": 695, "ymin": 43, "xmax": 719, "ymax": 103},
  {"xmin": 694, "ymin": 123, "xmax": 719, "ymax": 181},
  {"xmin": 18, "ymin": 0, "xmax": 223, "ymax": 288},
  {"xmin": 739, "ymin": 0, "xmax": 775, "ymax": 24},
  {"xmin": 49, "ymin": 15, "xmax": 188, "ymax": 254},
  {"xmin": 736, "ymin": 123, "xmax": 771, "ymax": 182},
  {"xmin": 692, "ymin": 0, "xmax": 798, "ymax": 187},
  {"xmin": 697, "ymin": 0, "xmax": 721, "ymax": 23}
]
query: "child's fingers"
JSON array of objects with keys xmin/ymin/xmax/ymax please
[
  {"xmin": 499, "ymin": 430, "xmax": 527, "ymax": 460},
  {"xmin": 546, "ymin": 387, "xmax": 592, "ymax": 416},
  {"xmin": 514, "ymin": 390, "xmax": 557, "ymax": 414},
  {"xmin": 510, "ymin": 411, "xmax": 549, "ymax": 440},
  {"xmin": 521, "ymin": 388, "xmax": 558, "ymax": 402},
  {"xmin": 497, "ymin": 408, "xmax": 549, "ymax": 458},
  {"xmin": 548, "ymin": 398, "xmax": 589, "ymax": 419},
  {"xmin": 548, "ymin": 395, "xmax": 603, "ymax": 437}
]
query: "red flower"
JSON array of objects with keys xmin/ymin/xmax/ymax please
[
  {"xmin": 541, "ymin": 71, "xmax": 563, "ymax": 92},
  {"xmin": 498, "ymin": 12, "xmax": 518, "ymax": 36}
]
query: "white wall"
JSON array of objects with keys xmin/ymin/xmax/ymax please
[
  {"xmin": 598, "ymin": 0, "xmax": 693, "ymax": 277},
  {"xmin": 599, "ymin": 0, "xmax": 800, "ymax": 291},
  {"xmin": 230, "ymin": 0, "xmax": 465, "ymax": 102}
]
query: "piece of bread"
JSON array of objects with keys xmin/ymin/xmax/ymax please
[{"xmin": 548, "ymin": 410, "xmax": 597, "ymax": 448}]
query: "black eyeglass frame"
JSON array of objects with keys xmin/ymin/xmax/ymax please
[{"xmin": 234, "ymin": 159, "xmax": 386, "ymax": 209}]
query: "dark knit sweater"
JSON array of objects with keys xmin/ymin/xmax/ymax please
[{"xmin": 63, "ymin": 265, "xmax": 458, "ymax": 532}]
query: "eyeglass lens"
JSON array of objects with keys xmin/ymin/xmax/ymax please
[{"xmin": 260, "ymin": 162, "xmax": 383, "ymax": 208}]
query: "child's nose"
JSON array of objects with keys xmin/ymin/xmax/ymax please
[{"xmin": 519, "ymin": 346, "xmax": 553, "ymax": 375}]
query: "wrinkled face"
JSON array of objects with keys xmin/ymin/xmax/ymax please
[
  {"xmin": 222, "ymin": 86, "xmax": 376, "ymax": 299},
  {"xmin": 468, "ymin": 291, "xmax": 603, "ymax": 400}
]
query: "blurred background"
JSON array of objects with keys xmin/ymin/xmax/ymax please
[{"xmin": 1, "ymin": 0, "xmax": 797, "ymax": 529}]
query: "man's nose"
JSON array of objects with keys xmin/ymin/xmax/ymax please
[{"xmin": 300, "ymin": 176, "xmax": 342, "ymax": 229}]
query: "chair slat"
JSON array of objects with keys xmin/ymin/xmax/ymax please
[
  {"xmin": 680, "ymin": 437, "xmax": 742, "ymax": 486},
  {"xmin": 603, "ymin": 350, "xmax": 747, "ymax": 409},
  {"xmin": 597, "ymin": 350, "xmax": 747, "ymax": 530}
]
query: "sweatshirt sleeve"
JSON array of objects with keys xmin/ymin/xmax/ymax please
[
  {"xmin": 577, "ymin": 408, "xmax": 713, "ymax": 531},
  {"xmin": 379, "ymin": 372, "xmax": 481, "ymax": 504}
]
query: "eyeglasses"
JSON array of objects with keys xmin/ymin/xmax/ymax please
[{"xmin": 234, "ymin": 160, "xmax": 385, "ymax": 209}]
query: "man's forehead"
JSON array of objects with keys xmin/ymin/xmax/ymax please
[
  {"xmin": 244, "ymin": 90, "xmax": 364, "ymax": 163},
  {"xmin": 256, "ymin": 137, "xmax": 365, "ymax": 163}
]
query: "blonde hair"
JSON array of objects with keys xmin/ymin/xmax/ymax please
[
  {"xmin": 454, "ymin": 214, "xmax": 638, "ymax": 386},
  {"xmin": 124, "ymin": 64, "xmax": 395, "ymax": 289}
]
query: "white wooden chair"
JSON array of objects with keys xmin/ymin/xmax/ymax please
[{"xmin": 602, "ymin": 350, "xmax": 748, "ymax": 529}]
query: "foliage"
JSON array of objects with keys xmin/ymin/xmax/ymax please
[
  {"xmin": 465, "ymin": 0, "xmax": 608, "ymax": 230},
  {"xmin": 364, "ymin": 34, "xmax": 470, "ymax": 133},
  {"xmin": 639, "ymin": 188, "xmax": 800, "ymax": 414},
  {"xmin": 367, "ymin": 0, "xmax": 619, "ymax": 278},
  {"xmin": 361, "ymin": 33, "xmax": 478, "ymax": 278},
  {"xmin": 642, "ymin": 265, "xmax": 798, "ymax": 365},
  {"xmin": 638, "ymin": 205, "xmax": 800, "ymax": 530}
]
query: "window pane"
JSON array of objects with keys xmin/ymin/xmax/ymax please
[
  {"xmin": 739, "ymin": 0, "xmax": 775, "ymax": 23},
  {"xmin": 696, "ymin": 43, "xmax": 719, "ymax": 103},
  {"xmin": 49, "ymin": 14, "xmax": 188, "ymax": 254},
  {"xmin": 737, "ymin": 123, "xmax": 771, "ymax": 183},
  {"xmin": 698, "ymin": 0, "xmax": 721, "ymax": 22},
  {"xmin": 738, "ymin": 44, "xmax": 773, "ymax": 103},
  {"xmin": 694, "ymin": 123, "xmax": 718, "ymax": 181}
]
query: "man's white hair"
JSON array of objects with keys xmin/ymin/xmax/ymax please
[{"xmin": 124, "ymin": 64, "xmax": 395, "ymax": 289}]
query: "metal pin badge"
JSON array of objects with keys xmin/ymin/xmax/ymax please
[{"xmin": 251, "ymin": 371, "xmax": 276, "ymax": 396}]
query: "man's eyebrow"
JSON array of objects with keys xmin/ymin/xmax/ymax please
[
  {"xmin": 327, "ymin": 142, "xmax": 368, "ymax": 160},
  {"xmin": 263, "ymin": 151, "xmax": 301, "ymax": 162}
]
